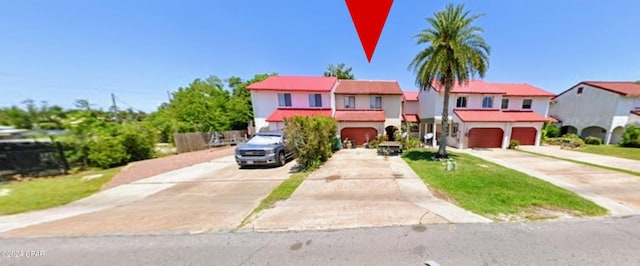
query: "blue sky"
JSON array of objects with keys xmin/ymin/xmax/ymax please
[{"xmin": 1, "ymin": 0, "xmax": 639, "ymax": 112}]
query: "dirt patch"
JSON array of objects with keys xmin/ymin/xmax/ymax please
[
  {"xmin": 324, "ymin": 175, "xmax": 341, "ymax": 182},
  {"xmin": 491, "ymin": 206, "xmax": 581, "ymax": 222},
  {"xmin": 429, "ymin": 188, "xmax": 457, "ymax": 204}
]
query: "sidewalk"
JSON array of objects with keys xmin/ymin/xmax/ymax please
[
  {"xmin": 519, "ymin": 145, "xmax": 640, "ymax": 174},
  {"xmin": 0, "ymin": 156, "xmax": 236, "ymax": 234}
]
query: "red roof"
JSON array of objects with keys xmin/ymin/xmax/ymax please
[
  {"xmin": 403, "ymin": 91, "xmax": 419, "ymax": 101},
  {"xmin": 247, "ymin": 76, "xmax": 337, "ymax": 92},
  {"xmin": 334, "ymin": 110, "xmax": 386, "ymax": 122},
  {"xmin": 403, "ymin": 114, "xmax": 419, "ymax": 123},
  {"xmin": 492, "ymin": 83, "xmax": 556, "ymax": 97},
  {"xmin": 454, "ymin": 109, "xmax": 550, "ymax": 122},
  {"xmin": 432, "ymin": 80, "xmax": 554, "ymax": 97},
  {"xmin": 334, "ymin": 80, "xmax": 403, "ymax": 95},
  {"xmin": 433, "ymin": 80, "xmax": 500, "ymax": 94},
  {"xmin": 582, "ymin": 81, "xmax": 640, "ymax": 96},
  {"xmin": 266, "ymin": 108, "xmax": 331, "ymax": 122}
]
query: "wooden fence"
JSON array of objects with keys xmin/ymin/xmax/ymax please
[{"xmin": 173, "ymin": 130, "xmax": 248, "ymax": 153}]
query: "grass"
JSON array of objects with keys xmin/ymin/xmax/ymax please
[
  {"xmin": 576, "ymin": 145, "xmax": 640, "ymax": 161},
  {"xmin": 403, "ymin": 149, "xmax": 607, "ymax": 220},
  {"xmin": 239, "ymin": 169, "xmax": 311, "ymax": 227},
  {"xmin": 0, "ymin": 168, "xmax": 121, "ymax": 215},
  {"xmin": 519, "ymin": 149, "xmax": 640, "ymax": 177}
]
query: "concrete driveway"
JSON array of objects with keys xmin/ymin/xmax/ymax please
[
  {"xmin": 1, "ymin": 156, "xmax": 295, "ymax": 237},
  {"xmin": 464, "ymin": 149, "xmax": 640, "ymax": 216},
  {"xmin": 245, "ymin": 149, "xmax": 489, "ymax": 231}
]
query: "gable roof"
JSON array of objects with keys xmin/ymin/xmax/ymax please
[
  {"xmin": 581, "ymin": 81, "xmax": 640, "ymax": 96},
  {"xmin": 247, "ymin": 76, "xmax": 337, "ymax": 92},
  {"xmin": 431, "ymin": 80, "xmax": 554, "ymax": 97},
  {"xmin": 554, "ymin": 81, "xmax": 640, "ymax": 99},
  {"xmin": 334, "ymin": 80, "xmax": 403, "ymax": 95},
  {"xmin": 454, "ymin": 109, "xmax": 551, "ymax": 123},
  {"xmin": 402, "ymin": 91, "xmax": 419, "ymax": 101}
]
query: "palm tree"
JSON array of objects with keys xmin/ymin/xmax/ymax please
[{"xmin": 409, "ymin": 4, "xmax": 490, "ymax": 158}]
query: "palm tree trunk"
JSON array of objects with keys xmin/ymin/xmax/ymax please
[{"xmin": 437, "ymin": 87, "xmax": 451, "ymax": 158}]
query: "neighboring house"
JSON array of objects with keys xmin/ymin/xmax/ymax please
[
  {"xmin": 333, "ymin": 80, "xmax": 403, "ymax": 145},
  {"xmin": 417, "ymin": 80, "xmax": 555, "ymax": 149},
  {"xmin": 402, "ymin": 91, "xmax": 420, "ymax": 138},
  {"xmin": 549, "ymin": 81, "xmax": 640, "ymax": 144},
  {"xmin": 246, "ymin": 76, "xmax": 336, "ymax": 132}
]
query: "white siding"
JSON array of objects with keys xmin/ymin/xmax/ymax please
[
  {"xmin": 549, "ymin": 84, "xmax": 619, "ymax": 131},
  {"xmin": 403, "ymin": 101, "xmax": 419, "ymax": 114},
  {"xmin": 250, "ymin": 90, "xmax": 331, "ymax": 131},
  {"xmin": 501, "ymin": 96, "xmax": 550, "ymax": 116},
  {"xmin": 418, "ymin": 89, "xmax": 438, "ymax": 119}
]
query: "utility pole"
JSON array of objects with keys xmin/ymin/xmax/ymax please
[{"xmin": 111, "ymin": 93, "xmax": 119, "ymax": 123}]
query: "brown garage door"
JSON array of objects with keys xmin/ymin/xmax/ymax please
[
  {"xmin": 468, "ymin": 128, "xmax": 503, "ymax": 148},
  {"xmin": 511, "ymin": 127, "xmax": 537, "ymax": 145},
  {"xmin": 341, "ymin": 128, "xmax": 377, "ymax": 146}
]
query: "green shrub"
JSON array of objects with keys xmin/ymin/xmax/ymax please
[
  {"xmin": 118, "ymin": 123, "xmax": 156, "ymax": 162},
  {"xmin": 542, "ymin": 123, "xmax": 560, "ymax": 140},
  {"xmin": 621, "ymin": 125, "xmax": 640, "ymax": 148},
  {"xmin": 508, "ymin": 140, "xmax": 520, "ymax": 149},
  {"xmin": 88, "ymin": 135, "xmax": 129, "ymax": 168},
  {"xmin": 584, "ymin": 136, "xmax": 603, "ymax": 145},
  {"xmin": 400, "ymin": 136, "xmax": 422, "ymax": 149},
  {"xmin": 561, "ymin": 133, "xmax": 581, "ymax": 139},
  {"xmin": 284, "ymin": 116, "xmax": 337, "ymax": 169}
]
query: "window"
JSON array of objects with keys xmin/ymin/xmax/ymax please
[
  {"xmin": 344, "ymin": 96, "xmax": 355, "ymax": 109},
  {"xmin": 522, "ymin": 99, "xmax": 532, "ymax": 109},
  {"xmin": 309, "ymin": 93, "xmax": 322, "ymax": 107},
  {"xmin": 278, "ymin": 93, "xmax": 292, "ymax": 107},
  {"xmin": 482, "ymin": 96, "xmax": 494, "ymax": 108},
  {"xmin": 409, "ymin": 123, "xmax": 419, "ymax": 132},
  {"xmin": 577, "ymin": 87, "xmax": 584, "ymax": 94},
  {"xmin": 451, "ymin": 123, "xmax": 459, "ymax": 137},
  {"xmin": 456, "ymin": 96, "xmax": 467, "ymax": 108},
  {"xmin": 370, "ymin": 96, "xmax": 382, "ymax": 109},
  {"xmin": 501, "ymin": 98, "xmax": 509, "ymax": 109}
]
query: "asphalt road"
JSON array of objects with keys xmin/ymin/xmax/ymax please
[{"xmin": 2, "ymin": 216, "xmax": 639, "ymax": 266}]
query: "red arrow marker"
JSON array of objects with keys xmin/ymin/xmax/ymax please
[{"xmin": 345, "ymin": 0, "xmax": 393, "ymax": 63}]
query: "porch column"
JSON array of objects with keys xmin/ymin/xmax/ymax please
[{"xmin": 432, "ymin": 122, "xmax": 437, "ymax": 147}]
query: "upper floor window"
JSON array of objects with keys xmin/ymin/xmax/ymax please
[
  {"xmin": 522, "ymin": 99, "xmax": 533, "ymax": 109},
  {"xmin": 482, "ymin": 96, "xmax": 494, "ymax": 108},
  {"xmin": 501, "ymin": 98, "xmax": 509, "ymax": 109},
  {"xmin": 309, "ymin": 93, "xmax": 322, "ymax": 107},
  {"xmin": 278, "ymin": 93, "xmax": 292, "ymax": 107},
  {"xmin": 456, "ymin": 96, "xmax": 467, "ymax": 108},
  {"xmin": 370, "ymin": 96, "xmax": 382, "ymax": 109},
  {"xmin": 344, "ymin": 96, "xmax": 356, "ymax": 109},
  {"xmin": 577, "ymin": 87, "xmax": 584, "ymax": 94}
]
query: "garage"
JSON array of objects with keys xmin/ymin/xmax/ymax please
[
  {"xmin": 511, "ymin": 127, "xmax": 537, "ymax": 145},
  {"xmin": 468, "ymin": 128, "xmax": 503, "ymax": 148},
  {"xmin": 340, "ymin": 128, "xmax": 377, "ymax": 146}
]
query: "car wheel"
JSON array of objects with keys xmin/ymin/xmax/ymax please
[{"xmin": 278, "ymin": 151, "xmax": 286, "ymax": 166}]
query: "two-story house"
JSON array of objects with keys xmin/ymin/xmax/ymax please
[
  {"xmin": 333, "ymin": 80, "xmax": 403, "ymax": 146},
  {"xmin": 549, "ymin": 81, "xmax": 640, "ymax": 144},
  {"xmin": 418, "ymin": 80, "xmax": 555, "ymax": 149},
  {"xmin": 247, "ymin": 76, "xmax": 336, "ymax": 132},
  {"xmin": 402, "ymin": 91, "xmax": 420, "ymax": 138}
]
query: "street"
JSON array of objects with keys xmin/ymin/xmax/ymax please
[{"xmin": 2, "ymin": 216, "xmax": 639, "ymax": 265}]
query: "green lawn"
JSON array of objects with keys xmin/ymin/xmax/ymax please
[
  {"xmin": 403, "ymin": 149, "xmax": 607, "ymax": 220},
  {"xmin": 0, "ymin": 168, "xmax": 121, "ymax": 215},
  {"xmin": 576, "ymin": 145, "xmax": 640, "ymax": 161}
]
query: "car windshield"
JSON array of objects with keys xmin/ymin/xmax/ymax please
[{"xmin": 246, "ymin": 134, "xmax": 282, "ymax": 145}]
